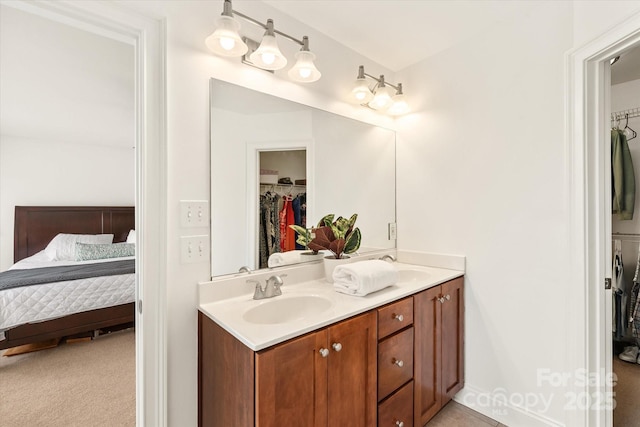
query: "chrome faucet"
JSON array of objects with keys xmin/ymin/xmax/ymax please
[
  {"xmin": 251, "ymin": 274, "xmax": 286, "ymax": 300},
  {"xmin": 238, "ymin": 265, "xmax": 253, "ymax": 274},
  {"xmin": 379, "ymin": 254, "xmax": 396, "ymax": 262}
]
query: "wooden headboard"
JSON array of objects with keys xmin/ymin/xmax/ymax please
[{"xmin": 14, "ymin": 206, "xmax": 135, "ymax": 263}]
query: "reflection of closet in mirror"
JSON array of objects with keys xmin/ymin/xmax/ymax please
[{"xmin": 258, "ymin": 150, "xmax": 307, "ymax": 268}]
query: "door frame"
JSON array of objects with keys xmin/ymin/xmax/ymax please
[
  {"xmin": 566, "ymin": 11, "xmax": 640, "ymax": 427},
  {"xmin": 3, "ymin": 1, "xmax": 168, "ymax": 425}
]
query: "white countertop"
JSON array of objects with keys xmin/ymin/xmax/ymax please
[{"xmin": 199, "ymin": 262, "xmax": 463, "ymax": 351}]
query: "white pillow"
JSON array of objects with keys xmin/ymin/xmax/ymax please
[
  {"xmin": 44, "ymin": 233, "xmax": 114, "ymax": 261},
  {"xmin": 126, "ymin": 229, "xmax": 136, "ymax": 244}
]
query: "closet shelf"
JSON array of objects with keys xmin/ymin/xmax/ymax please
[{"xmin": 611, "ymin": 107, "xmax": 640, "ymax": 121}]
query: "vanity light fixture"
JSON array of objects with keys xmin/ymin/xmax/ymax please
[
  {"xmin": 205, "ymin": 0, "xmax": 321, "ymax": 82},
  {"xmin": 350, "ymin": 65, "xmax": 409, "ymax": 116}
]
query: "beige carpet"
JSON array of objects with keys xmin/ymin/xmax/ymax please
[
  {"xmin": 614, "ymin": 356, "xmax": 640, "ymax": 427},
  {"xmin": 0, "ymin": 329, "xmax": 135, "ymax": 427}
]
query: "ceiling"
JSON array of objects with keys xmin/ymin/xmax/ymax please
[
  {"xmin": 263, "ymin": 0, "xmax": 538, "ymax": 72},
  {"xmin": 612, "ymin": 44, "xmax": 640, "ymax": 85},
  {"xmin": 263, "ymin": 0, "xmax": 640, "ymax": 82}
]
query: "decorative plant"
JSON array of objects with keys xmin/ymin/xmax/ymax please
[
  {"xmin": 288, "ymin": 223, "xmax": 318, "ymax": 254},
  {"xmin": 305, "ymin": 213, "xmax": 362, "ymax": 259}
]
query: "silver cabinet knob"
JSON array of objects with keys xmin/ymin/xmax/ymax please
[
  {"xmin": 393, "ymin": 313, "xmax": 404, "ymax": 322},
  {"xmin": 393, "ymin": 358, "xmax": 404, "ymax": 368},
  {"xmin": 396, "ymin": 421, "xmax": 404, "ymax": 427},
  {"xmin": 319, "ymin": 348, "xmax": 329, "ymax": 358},
  {"xmin": 332, "ymin": 342, "xmax": 342, "ymax": 352},
  {"xmin": 445, "ymin": 294, "xmax": 451, "ymax": 301},
  {"xmin": 438, "ymin": 297, "xmax": 445, "ymax": 304}
]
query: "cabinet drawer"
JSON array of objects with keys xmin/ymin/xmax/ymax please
[
  {"xmin": 378, "ymin": 380, "xmax": 413, "ymax": 427},
  {"xmin": 378, "ymin": 327, "xmax": 414, "ymax": 400},
  {"xmin": 378, "ymin": 297, "xmax": 413, "ymax": 340}
]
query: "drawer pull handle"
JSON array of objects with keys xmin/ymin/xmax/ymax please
[
  {"xmin": 438, "ymin": 294, "xmax": 451, "ymax": 304},
  {"xmin": 395, "ymin": 421, "xmax": 404, "ymax": 427},
  {"xmin": 332, "ymin": 342, "xmax": 342, "ymax": 352},
  {"xmin": 393, "ymin": 358, "xmax": 404, "ymax": 368},
  {"xmin": 393, "ymin": 313, "xmax": 404, "ymax": 322},
  {"xmin": 319, "ymin": 348, "xmax": 329, "ymax": 358}
]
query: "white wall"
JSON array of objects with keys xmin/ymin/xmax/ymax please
[
  {"xmin": 0, "ymin": 5, "xmax": 135, "ymax": 269},
  {"xmin": 394, "ymin": 2, "xmax": 640, "ymax": 426},
  {"xmin": 573, "ymin": 0, "xmax": 640, "ymax": 47},
  {"xmin": 395, "ymin": 2, "xmax": 572, "ymax": 425}
]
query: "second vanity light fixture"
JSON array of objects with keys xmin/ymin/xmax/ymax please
[
  {"xmin": 350, "ymin": 65, "xmax": 409, "ymax": 116},
  {"xmin": 205, "ymin": 0, "xmax": 321, "ymax": 83}
]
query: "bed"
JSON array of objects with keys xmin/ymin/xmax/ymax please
[{"xmin": 0, "ymin": 206, "xmax": 136, "ymax": 350}]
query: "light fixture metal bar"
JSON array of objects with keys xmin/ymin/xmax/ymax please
[
  {"xmin": 230, "ymin": 8, "xmax": 305, "ymax": 46},
  {"xmin": 362, "ymin": 71, "xmax": 401, "ymax": 91}
]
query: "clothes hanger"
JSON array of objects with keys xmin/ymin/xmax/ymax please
[{"xmin": 624, "ymin": 113, "xmax": 637, "ymax": 141}]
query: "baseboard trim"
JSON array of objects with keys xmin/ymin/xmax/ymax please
[{"xmin": 454, "ymin": 384, "xmax": 564, "ymax": 427}]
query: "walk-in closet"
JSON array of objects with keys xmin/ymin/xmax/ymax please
[
  {"xmin": 258, "ymin": 150, "xmax": 307, "ymax": 268},
  {"xmin": 610, "ymin": 47, "xmax": 640, "ymax": 427}
]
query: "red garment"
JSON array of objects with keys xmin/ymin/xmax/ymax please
[{"xmin": 279, "ymin": 196, "xmax": 296, "ymax": 252}]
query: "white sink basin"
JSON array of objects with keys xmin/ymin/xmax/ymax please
[
  {"xmin": 397, "ymin": 269, "xmax": 431, "ymax": 283},
  {"xmin": 242, "ymin": 295, "xmax": 334, "ymax": 325}
]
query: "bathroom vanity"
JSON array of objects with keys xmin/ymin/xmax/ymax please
[{"xmin": 198, "ymin": 261, "xmax": 464, "ymax": 427}]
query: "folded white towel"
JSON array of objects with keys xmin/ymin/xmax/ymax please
[
  {"xmin": 333, "ymin": 260, "xmax": 398, "ymax": 296},
  {"xmin": 268, "ymin": 250, "xmax": 322, "ymax": 268}
]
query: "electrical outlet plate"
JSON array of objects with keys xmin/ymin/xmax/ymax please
[
  {"xmin": 180, "ymin": 200, "xmax": 209, "ymax": 228},
  {"xmin": 388, "ymin": 222, "xmax": 397, "ymax": 240},
  {"xmin": 180, "ymin": 235, "xmax": 210, "ymax": 264}
]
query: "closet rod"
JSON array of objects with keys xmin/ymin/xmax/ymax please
[
  {"xmin": 611, "ymin": 107, "xmax": 640, "ymax": 121},
  {"xmin": 612, "ymin": 232, "xmax": 640, "ymax": 241}
]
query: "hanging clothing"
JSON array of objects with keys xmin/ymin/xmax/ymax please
[
  {"xmin": 259, "ymin": 192, "xmax": 280, "ymax": 268},
  {"xmin": 630, "ymin": 244, "xmax": 640, "ymax": 346},
  {"xmin": 612, "ymin": 129, "xmax": 636, "ymax": 220},
  {"xmin": 291, "ymin": 193, "xmax": 307, "ymax": 250},
  {"xmin": 613, "ymin": 240, "xmax": 627, "ymax": 339},
  {"xmin": 279, "ymin": 196, "xmax": 296, "ymax": 252}
]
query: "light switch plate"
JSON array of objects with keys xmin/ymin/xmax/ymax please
[
  {"xmin": 180, "ymin": 235, "xmax": 210, "ymax": 264},
  {"xmin": 388, "ymin": 222, "xmax": 397, "ymax": 240},
  {"xmin": 180, "ymin": 200, "xmax": 209, "ymax": 228}
]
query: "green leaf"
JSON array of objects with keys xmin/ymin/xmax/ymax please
[
  {"xmin": 347, "ymin": 213, "xmax": 358, "ymax": 229},
  {"xmin": 343, "ymin": 228, "xmax": 361, "ymax": 254},
  {"xmin": 318, "ymin": 214, "xmax": 334, "ymax": 227}
]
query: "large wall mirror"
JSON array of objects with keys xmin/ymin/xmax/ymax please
[{"xmin": 210, "ymin": 79, "xmax": 396, "ymax": 277}]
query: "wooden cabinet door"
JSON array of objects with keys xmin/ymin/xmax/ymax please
[
  {"xmin": 255, "ymin": 330, "xmax": 328, "ymax": 427},
  {"xmin": 413, "ymin": 286, "xmax": 442, "ymax": 427},
  {"xmin": 327, "ymin": 311, "xmax": 377, "ymax": 427},
  {"xmin": 440, "ymin": 277, "xmax": 464, "ymax": 404}
]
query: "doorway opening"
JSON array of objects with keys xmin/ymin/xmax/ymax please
[
  {"xmin": 609, "ymin": 43, "xmax": 640, "ymax": 427},
  {"xmin": 567, "ymin": 11, "xmax": 640, "ymax": 427}
]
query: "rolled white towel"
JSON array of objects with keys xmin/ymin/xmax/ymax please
[
  {"xmin": 268, "ymin": 250, "xmax": 322, "ymax": 268},
  {"xmin": 333, "ymin": 260, "xmax": 398, "ymax": 296}
]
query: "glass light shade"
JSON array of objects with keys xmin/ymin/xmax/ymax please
[
  {"xmin": 388, "ymin": 93, "xmax": 410, "ymax": 116},
  {"xmin": 288, "ymin": 51, "xmax": 321, "ymax": 82},
  {"xmin": 205, "ymin": 15, "xmax": 248, "ymax": 57},
  {"xmin": 368, "ymin": 85, "xmax": 394, "ymax": 110},
  {"xmin": 249, "ymin": 34, "xmax": 287, "ymax": 70},
  {"xmin": 350, "ymin": 78, "xmax": 373, "ymax": 104}
]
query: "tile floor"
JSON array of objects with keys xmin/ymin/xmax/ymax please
[{"xmin": 427, "ymin": 401, "xmax": 507, "ymax": 427}]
